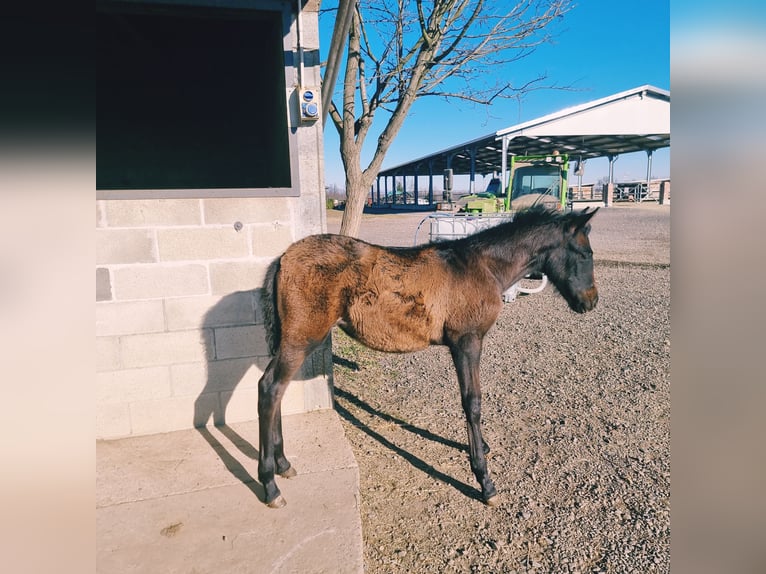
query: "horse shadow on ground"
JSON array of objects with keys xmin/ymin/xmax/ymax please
[
  {"xmin": 331, "ymin": 355, "xmax": 485, "ymax": 503},
  {"xmin": 191, "ymin": 288, "xmax": 321, "ymax": 503}
]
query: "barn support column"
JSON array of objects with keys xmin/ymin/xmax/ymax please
[
  {"xmin": 413, "ymin": 165, "xmax": 419, "ymax": 205},
  {"xmin": 427, "ymin": 160, "xmax": 434, "ymax": 205},
  {"xmin": 500, "ymin": 136, "xmax": 509, "ymax": 196},
  {"xmin": 643, "ymin": 150, "xmax": 653, "ymax": 203},
  {"xmin": 392, "ymin": 174, "xmax": 397, "ymax": 204},
  {"xmin": 605, "ymin": 155, "xmax": 618, "ymax": 207},
  {"xmin": 445, "ymin": 153, "xmax": 455, "ymax": 204}
]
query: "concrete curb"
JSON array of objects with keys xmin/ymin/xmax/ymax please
[{"xmin": 97, "ymin": 410, "xmax": 363, "ymax": 573}]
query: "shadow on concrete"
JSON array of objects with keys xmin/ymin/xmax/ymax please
[
  {"xmin": 195, "ymin": 425, "xmax": 267, "ymax": 503},
  {"xmin": 332, "ymin": 382, "xmax": 483, "ymax": 503},
  {"xmin": 193, "ymin": 289, "xmax": 271, "ymax": 428},
  {"xmin": 192, "ymin": 279, "xmax": 331, "ymax": 502},
  {"xmin": 192, "ymin": 287, "xmax": 272, "ymax": 501}
]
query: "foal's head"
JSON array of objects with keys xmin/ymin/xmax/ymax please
[{"xmin": 540, "ymin": 208, "xmax": 599, "ymax": 313}]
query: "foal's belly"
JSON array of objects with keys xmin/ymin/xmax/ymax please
[
  {"xmin": 340, "ymin": 290, "xmax": 440, "ymax": 353},
  {"xmin": 338, "ymin": 321, "xmax": 432, "ymax": 353}
]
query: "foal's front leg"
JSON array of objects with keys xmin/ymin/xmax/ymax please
[{"xmin": 448, "ymin": 333, "xmax": 498, "ymax": 505}]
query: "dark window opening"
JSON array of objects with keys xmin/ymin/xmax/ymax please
[{"xmin": 97, "ymin": 5, "xmax": 291, "ymax": 191}]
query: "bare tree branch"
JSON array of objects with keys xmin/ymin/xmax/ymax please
[{"xmin": 323, "ymin": 0, "xmax": 575, "ymax": 237}]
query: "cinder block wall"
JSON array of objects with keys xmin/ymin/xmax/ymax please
[
  {"xmin": 96, "ymin": 2, "xmax": 330, "ymax": 439},
  {"xmin": 96, "ymin": 197, "xmax": 329, "ymax": 439}
]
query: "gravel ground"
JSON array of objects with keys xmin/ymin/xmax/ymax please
[{"xmin": 327, "ymin": 205, "xmax": 670, "ymax": 574}]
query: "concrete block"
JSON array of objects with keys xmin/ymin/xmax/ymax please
[
  {"xmin": 96, "ymin": 268, "xmax": 112, "ymax": 301},
  {"xmin": 97, "ymin": 366, "xmax": 171, "ymax": 405},
  {"xmin": 171, "ymin": 357, "xmax": 264, "ymax": 398},
  {"xmin": 299, "ymin": 343, "xmax": 331, "ymax": 379},
  {"xmin": 302, "ymin": 376, "xmax": 333, "ymax": 411},
  {"xmin": 219, "ymin": 387, "xmax": 259, "ymax": 424},
  {"xmin": 120, "ymin": 330, "xmax": 213, "ymax": 369},
  {"xmin": 112, "ymin": 264, "xmax": 209, "ymax": 300},
  {"xmin": 96, "ymin": 402, "xmax": 132, "ymax": 439},
  {"xmin": 165, "ymin": 291, "xmax": 256, "ymax": 332},
  {"xmin": 213, "ymin": 325, "xmax": 270, "ymax": 360},
  {"xmin": 293, "ymin": 194, "xmax": 325, "ymax": 237},
  {"xmin": 203, "ymin": 197, "xmax": 291, "ymax": 225},
  {"xmin": 193, "ymin": 392, "xmax": 222, "ymax": 428},
  {"xmin": 158, "ymin": 227, "xmax": 249, "ymax": 262},
  {"xmin": 208, "ymin": 358, "xmax": 264, "ymax": 392},
  {"xmin": 96, "ymin": 228, "xmax": 156, "ymax": 264},
  {"xmin": 96, "ymin": 300, "xmax": 165, "ymax": 337},
  {"xmin": 281, "ymin": 380, "xmax": 306, "ymax": 415},
  {"xmin": 168, "ymin": 362, "xmax": 208, "ymax": 397},
  {"xmin": 96, "ymin": 200, "xmax": 107, "ymax": 228},
  {"xmin": 103, "ymin": 198, "xmax": 201, "ymax": 227},
  {"xmin": 173, "ymin": 359, "xmax": 259, "ymax": 397},
  {"xmin": 209, "ymin": 261, "xmax": 268, "ymax": 295},
  {"xmin": 251, "ymin": 223, "xmax": 294, "ymax": 257},
  {"xmin": 96, "ymin": 337, "xmax": 121, "ymax": 372},
  {"xmin": 219, "ymin": 381, "xmax": 303, "ymax": 424},
  {"xmin": 129, "ymin": 394, "xmax": 203, "ymax": 436}
]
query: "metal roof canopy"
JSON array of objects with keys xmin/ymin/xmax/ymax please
[{"xmin": 377, "ymin": 85, "xmax": 670, "ymax": 191}]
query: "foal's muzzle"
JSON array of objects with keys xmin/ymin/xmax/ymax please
[{"xmin": 574, "ymin": 288, "xmax": 598, "ymax": 313}]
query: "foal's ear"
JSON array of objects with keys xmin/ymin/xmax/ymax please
[{"xmin": 568, "ymin": 207, "xmax": 599, "ymax": 234}]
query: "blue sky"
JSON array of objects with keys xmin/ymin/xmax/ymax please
[{"xmin": 319, "ymin": 0, "xmax": 670, "ymax": 191}]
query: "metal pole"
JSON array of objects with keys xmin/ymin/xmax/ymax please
[
  {"xmin": 428, "ymin": 160, "xmax": 434, "ymax": 206},
  {"xmin": 644, "ymin": 150, "xmax": 653, "ymax": 202},
  {"xmin": 500, "ymin": 136, "xmax": 508, "ymax": 196},
  {"xmin": 605, "ymin": 155, "xmax": 617, "ymax": 207},
  {"xmin": 413, "ymin": 167, "xmax": 419, "ymax": 206}
]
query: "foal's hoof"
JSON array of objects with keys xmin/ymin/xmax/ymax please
[
  {"xmin": 279, "ymin": 466, "xmax": 297, "ymax": 479},
  {"xmin": 484, "ymin": 494, "xmax": 500, "ymax": 507},
  {"xmin": 267, "ymin": 495, "xmax": 287, "ymax": 509}
]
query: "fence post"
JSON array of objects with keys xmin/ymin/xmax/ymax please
[{"xmin": 659, "ymin": 181, "xmax": 670, "ymax": 205}]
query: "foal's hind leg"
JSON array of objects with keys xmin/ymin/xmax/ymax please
[
  {"xmin": 257, "ymin": 346, "xmax": 308, "ymax": 508},
  {"xmin": 448, "ymin": 333, "xmax": 498, "ymax": 505},
  {"xmin": 273, "ymin": 404, "xmax": 296, "ymax": 478}
]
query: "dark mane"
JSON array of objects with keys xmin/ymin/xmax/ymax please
[{"xmin": 442, "ymin": 206, "xmax": 576, "ymax": 252}]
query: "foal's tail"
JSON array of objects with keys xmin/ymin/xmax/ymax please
[{"xmin": 260, "ymin": 257, "xmax": 282, "ymax": 356}]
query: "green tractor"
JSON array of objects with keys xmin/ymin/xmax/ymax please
[{"xmin": 458, "ymin": 153, "xmax": 570, "ymax": 213}]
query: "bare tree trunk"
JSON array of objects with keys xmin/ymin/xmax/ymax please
[{"xmin": 339, "ymin": 174, "xmax": 368, "ymax": 237}]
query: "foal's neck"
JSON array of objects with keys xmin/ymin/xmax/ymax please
[{"xmin": 480, "ymin": 225, "xmax": 556, "ymax": 291}]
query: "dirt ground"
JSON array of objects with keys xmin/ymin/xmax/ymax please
[{"xmin": 326, "ymin": 205, "xmax": 670, "ymax": 573}]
